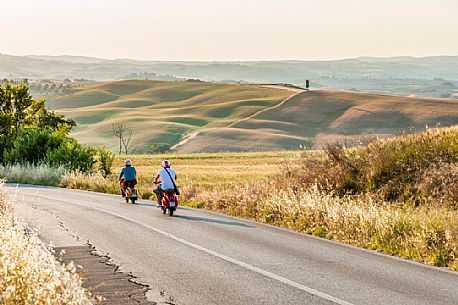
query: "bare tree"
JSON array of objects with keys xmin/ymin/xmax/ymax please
[
  {"xmin": 121, "ymin": 128, "xmax": 133, "ymax": 155},
  {"xmin": 112, "ymin": 123, "xmax": 134, "ymax": 155}
]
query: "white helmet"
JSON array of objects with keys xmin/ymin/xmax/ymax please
[
  {"xmin": 125, "ymin": 159, "xmax": 132, "ymax": 166},
  {"xmin": 162, "ymin": 160, "xmax": 170, "ymax": 168}
]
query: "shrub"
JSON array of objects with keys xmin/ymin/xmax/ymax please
[
  {"xmin": 4, "ymin": 129, "xmax": 66, "ymax": 165},
  {"xmin": 45, "ymin": 140, "xmax": 94, "ymax": 172},
  {"xmin": 93, "ymin": 147, "xmax": 114, "ymax": 177},
  {"xmin": 4, "ymin": 129, "xmax": 96, "ymax": 173},
  {"xmin": 147, "ymin": 143, "xmax": 172, "ymax": 154},
  {"xmin": 290, "ymin": 126, "xmax": 458, "ymax": 206}
]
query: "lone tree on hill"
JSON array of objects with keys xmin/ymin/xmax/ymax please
[{"xmin": 112, "ymin": 123, "xmax": 133, "ymax": 155}]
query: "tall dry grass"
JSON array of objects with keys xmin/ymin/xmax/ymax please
[
  {"xmin": 293, "ymin": 126, "xmax": 458, "ymax": 207},
  {"xmin": 0, "ymin": 183, "xmax": 92, "ymax": 304},
  {"xmin": 183, "ymin": 182, "xmax": 458, "ymax": 270},
  {"xmin": 0, "ymin": 164, "xmax": 66, "ymax": 186}
]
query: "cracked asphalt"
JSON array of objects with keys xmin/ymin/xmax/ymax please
[{"xmin": 8, "ymin": 184, "xmax": 458, "ymax": 305}]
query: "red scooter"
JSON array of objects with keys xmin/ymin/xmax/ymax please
[
  {"xmin": 156, "ymin": 186, "xmax": 179, "ymax": 216},
  {"xmin": 119, "ymin": 178, "xmax": 138, "ymax": 204}
]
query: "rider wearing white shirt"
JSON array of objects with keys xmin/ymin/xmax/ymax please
[{"xmin": 154, "ymin": 160, "xmax": 177, "ymax": 205}]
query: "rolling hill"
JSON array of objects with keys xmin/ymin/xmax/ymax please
[
  {"xmin": 173, "ymin": 90, "xmax": 458, "ymax": 152},
  {"xmin": 46, "ymin": 80, "xmax": 294, "ymax": 152},
  {"xmin": 45, "ymin": 80, "xmax": 458, "ymax": 153}
]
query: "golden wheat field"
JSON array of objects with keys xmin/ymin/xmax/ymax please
[{"xmin": 112, "ymin": 151, "xmax": 302, "ymax": 192}]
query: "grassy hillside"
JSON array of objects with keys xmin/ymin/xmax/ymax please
[
  {"xmin": 176, "ymin": 90, "xmax": 458, "ymax": 152},
  {"xmin": 46, "ymin": 81, "xmax": 458, "ymax": 153},
  {"xmin": 46, "ymin": 80, "xmax": 294, "ymax": 151}
]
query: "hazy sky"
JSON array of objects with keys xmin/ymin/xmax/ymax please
[{"xmin": 2, "ymin": 0, "xmax": 458, "ymax": 61}]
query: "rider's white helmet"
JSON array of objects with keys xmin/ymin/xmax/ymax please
[
  {"xmin": 162, "ymin": 160, "xmax": 170, "ymax": 168},
  {"xmin": 125, "ymin": 159, "xmax": 132, "ymax": 166}
]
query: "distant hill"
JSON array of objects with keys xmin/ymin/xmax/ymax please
[
  {"xmin": 174, "ymin": 90, "xmax": 458, "ymax": 153},
  {"xmin": 46, "ymin": 80, "xmax": 293, "ymax": 152},
  {"xmin": 2, "ymin": 53, "xmax": 458, "ymax": 98},
  {"xmin": 44, "ymin": 80, "xmax": 458, "ymax": 153}
]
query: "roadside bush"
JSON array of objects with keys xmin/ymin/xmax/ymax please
[
  {"xmin": 0, "ymin": 83, "xmax": 75, "ymax": 164},
  {"xmin": 4, "ymin": 129, "xmax": 66, "ymax": 165},
  {"xmin": 93, "ymin": 147, "xmax": 114, "ymax": 177},
  {"xmin": 4, "ymin": 128, "xmax": 96, "ymax": 173},
  {"xmin": 289, "ymin": 127, "xmax": 458, "ymax": 206},
  {"xmin": 44, "ymin": 140, "xmax": 94, "ymax": 172}
]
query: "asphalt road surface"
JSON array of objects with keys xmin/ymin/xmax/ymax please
[{"xmin": 8, "ymin": 184, "xmax": 458, "ymax": 305}]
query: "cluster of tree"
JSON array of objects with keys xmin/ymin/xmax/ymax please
[
  {"xmin": 147, "ymin": 143, "xmax": 171, "ymax": 154},
  {"xmin": 0, "ymin": 83, "xmax": 113, "ymax": 176}
]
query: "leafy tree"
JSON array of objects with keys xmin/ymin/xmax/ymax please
[
  {"xmin": 44, "ymin": 139, "xmax": 95, "ymax": 172},
  {"xmin": 0, "ymin": 83, "xmax": 75, "ymax": 163},
  {"xmin": 4, "ymin": 129, "xmax": 66, "ymax": 165},
  {"xmin": 148, "ymin": 143, "xmax": 172, "ymax": 154},
  {"xmin": 4, "ymin": 128, "xmax": 95, "ymax": 172}
]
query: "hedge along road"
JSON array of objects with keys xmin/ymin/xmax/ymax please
[{"xmin": 8, "ymin": 184, "xmax": 458, "ymax": 305}]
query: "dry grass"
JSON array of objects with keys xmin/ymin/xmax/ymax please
[
  {"xmin": 0, "ymin": 164, "xmax": 66, "ymax": 186},
  {"xmin": 178, "ymin": 90, "xmax": 458, "ymax": 152},
  {"xmin": 184, "ymin": 182, "xmax": 458, "ymax": 270},
  {"xmin": 291, "ymin": 126, "xmax": 458, "ymax": 207},
  {"xmin": 5, "ymin": 128, "xmax": 458, "ymax": 271},
  {"xmin": 58, "ymin": 151, "xmax": 301, "ymax": 199},
  {"xmin": 0, "ymin": 183, "xmax": 92, "ymax": 304}
]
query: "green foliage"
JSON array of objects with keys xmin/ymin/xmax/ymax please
[
  {"xmin": 4, "ymin": 129, "xmax": 66, "ymax": 165},
  {"xmin": 93, "ymin": 147, "xmax": 114, "ymax": 177},
  {"xmin": 0, "ymin": 83, "xmax": 75, "ymax": 164},
  {"xmin": 44, "ymin": 139, "xmax": 94, "ymax": 172},
  {"xmin": 147, "ymin": 143, "xmax": 172, "ymax": 154},
  {"xmin": 4, "ymin": 128, "xmax": 95, "ymax": 172}
]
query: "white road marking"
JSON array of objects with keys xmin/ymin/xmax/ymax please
[{"xmin": 20, "ymin": 192, "xmax": 355, "ymax": 305}]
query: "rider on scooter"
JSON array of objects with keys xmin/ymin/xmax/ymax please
[
  {"xmin": 153, "ymin": 160, "xmax": 177, "ymax": 205},
  {"xmin": 119, "ymin": 159, "xmax": 137, "ymax": 197}
]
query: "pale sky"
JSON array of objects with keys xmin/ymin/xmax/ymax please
[{"xmin": 1, "ymin": 0, "xmax": 458, "ymax": 61}]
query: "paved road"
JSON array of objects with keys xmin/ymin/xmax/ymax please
[{"xmin": 8, "ymin": 185, "xmax": 458, "ymax": 305}]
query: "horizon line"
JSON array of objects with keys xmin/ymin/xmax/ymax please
[{"xmin": 2, "ymin": 52, "xmax": 458, "ymax": 63}]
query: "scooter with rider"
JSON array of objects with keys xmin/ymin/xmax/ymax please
[{"xmin": 154, "ymin": 160, "xmax": 179, "ymax": 216}]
